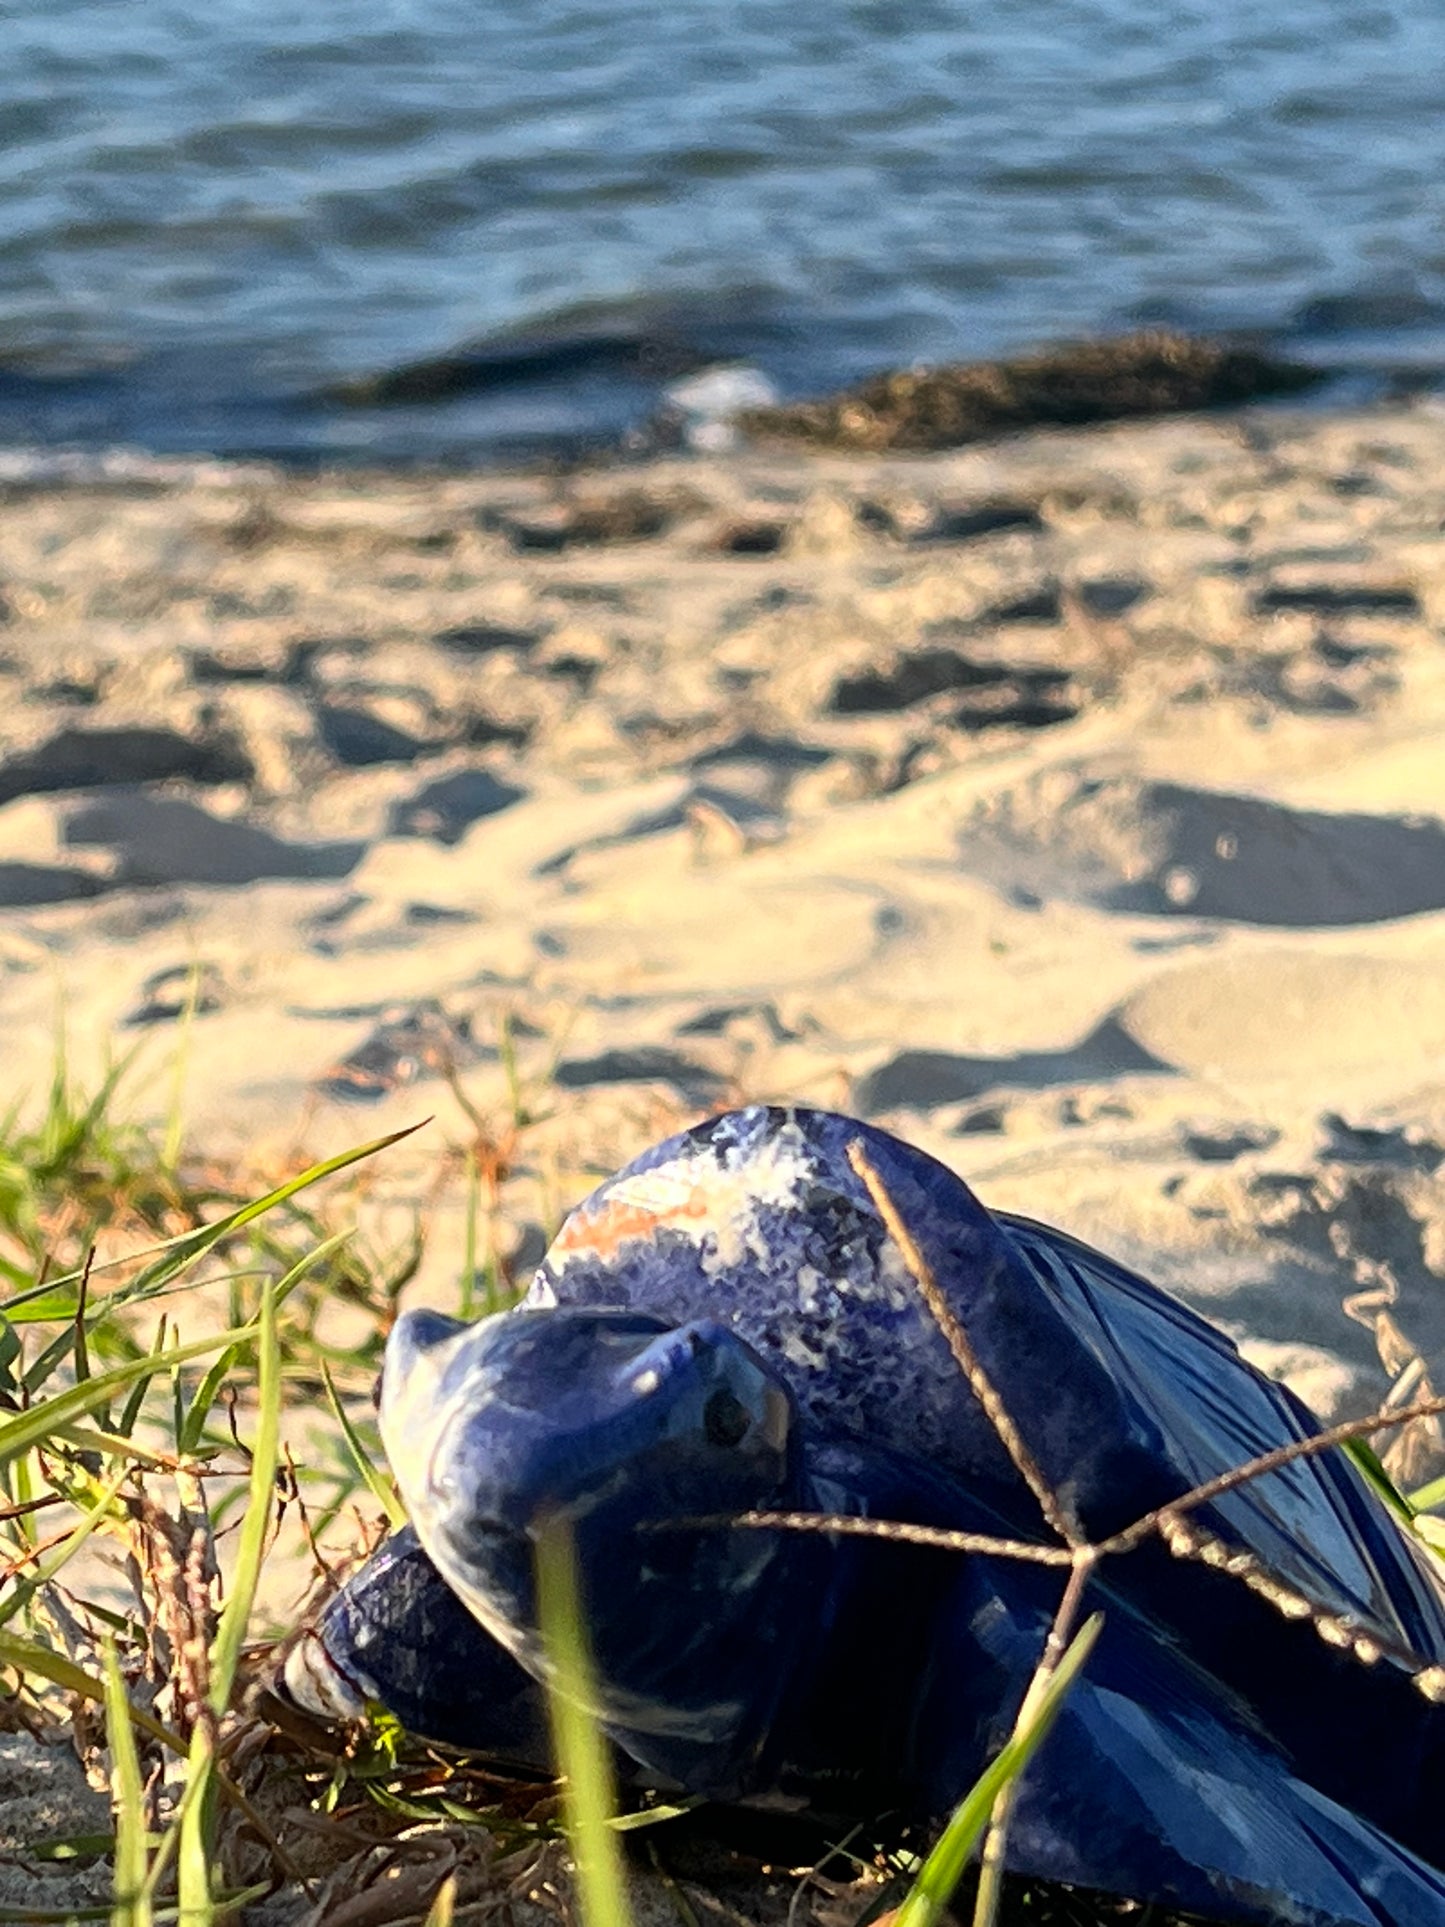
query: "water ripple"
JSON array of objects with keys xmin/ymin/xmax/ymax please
[{"xmin": 2, "ymin": 0, "xmax": 1444, "ymax": 460}]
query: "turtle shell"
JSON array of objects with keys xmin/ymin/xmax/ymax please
[
  {"xmin": 302, "ymin": 1104, "xmax": 1445, "ymax": 1927},
  {"xmin": 530, "ymin": 1104, "xmax": 1445, "ymax": 1664}
]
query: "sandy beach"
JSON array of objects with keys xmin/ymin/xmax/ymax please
[
  {"xmin": 2, "ymin": 394, "xmax": 1444, "ymax": 1478},
  {"xmin": 9, "ymin": 2, "xmax": 1445, "ymax": 1905}
]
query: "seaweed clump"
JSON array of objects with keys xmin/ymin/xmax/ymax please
[{"xmin": 739, "ymin": 330, "xmax": 1318, "ymax": 452}]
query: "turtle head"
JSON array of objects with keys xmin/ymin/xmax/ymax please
[{"xmin": 380, "ymin": 1305, "xmax": 813, "ymax": 1777}]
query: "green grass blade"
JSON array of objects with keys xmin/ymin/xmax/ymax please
[
  {"xmin": 1, "ymin": 1122, "xmax": 423, "ymax": 1322},
  {"xmin": 102, "ymin": 1639, "xmax": 153, "ymax": 1927},
  {"xmin": 322, "ymin": 1361, "xmax": 406, "ymax": 1529},
  {"xmin": 0, "ymin": 1327, "xmax": 255, "ymax": 1469},
  {"xmin": 607, "ymin": 1802, "xmax": 701, "ymax": 1833},
  {"xmin": 0, "ymin": 1312, "xmax": 19, "ymax": 1393},
  {"xmin": 0, "ymin": 1893, "xmax": 268, "ymax": 1925},
  {"xmin": 176, "ymin": 1728, "xmax": 219, "ymax": 1927},
  {"xmin": 123, "ymin": 1127, "xmax": 421, "ymax": 1318},
  {"xmin": 534, "ymin": 1519, "xmax": 632, "ymax": 1927},
  {"xmin": 2, "ymin": 1908, "xmax": 114, "ymax": 1923},
  {"xmin": 208, "ymin": 1282, "xmax": 280, "ymax": 1714},
  {"xmin": 460, "ymin": 1151, "xmax": 481, "ymax": 1321},
  {"xmin": 177, "ymin": 1285, "xmax": 279, "ymax": 1927},
  {"xmin": 894, "ymin": 1613, "xmax": 1103, "ymax": 1927},
  {"xmin": 44, "ymin": 1421, "xmax": 190, "ymax": 1470},
  {"xmin": 22, "ymin": 1322, "xmax": 83, "ymax": 1395},
  {"xmin": 273, "ymin": 1227, "xmax": 354, "ymax": 1309},
  {"xmin": 0, "ymin": 1631, "xmax": 183, "ymax": 1755},
  {"xmin": 34, "ymin": 1042, "xmax": 142, "ymax": 1184},
  {"xmin": 422, "ymin": 1874, "xmax": 457, "ymax": 1927},
  {"xmin": 1345, "ymin": 1437, "xmax": 1416, "ymax": 1520},
  {"xmin": 177, "ymin": 1344, "xmax": 243, "ymax": 1456},
  {"xmin": 0, "ymin": 1462, "xmax": 131, "ymax": 1627},
  {"xmin": 119, "ymin": 1331, "xmax": 161, "ymax": 1437},
  {"xmin": 28, "ymin": 1834, "xmax": 121, "ymax": 1862}
]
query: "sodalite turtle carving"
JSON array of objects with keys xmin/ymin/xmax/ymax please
[{"xmin": 285, "ymin": 1106, "xmax": 1445, "ymax": 1927}]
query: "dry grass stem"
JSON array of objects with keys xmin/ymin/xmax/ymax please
[{"xmin": 845, "ymin": 1142, "xmax": 1083, "ymax": 1549}]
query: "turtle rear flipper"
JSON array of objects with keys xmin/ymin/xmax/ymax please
[
  {"xmin": 932, "ymin": 1557, "xmax": 1445, "ymax": 1927},
  {"xmin": 1009, "ymin": 1667, "xmax": 1445, "ymax": 1927}
]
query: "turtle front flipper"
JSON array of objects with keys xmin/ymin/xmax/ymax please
[
  {"xmin": 280, "ymin": 1524, "xmax": 556, "ymax": 1769},
  {"xmin": 1001, "ymin": 1212, "xmax": 1445, "ymax": 1661}
]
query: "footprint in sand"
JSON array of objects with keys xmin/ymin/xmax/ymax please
[{"xmin": 959, "ymin": 770, "xmax": 1445, "ymax": 927}]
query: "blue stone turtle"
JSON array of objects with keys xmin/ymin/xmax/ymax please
[{"xmin": 285, "ymin": 1107, "xmax": 1445, "ymax": 1927}]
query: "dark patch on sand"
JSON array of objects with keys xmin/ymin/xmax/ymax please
[{"xmin": 856, "ymin": 1016, "xmax": 1168, "ymax": 1114}]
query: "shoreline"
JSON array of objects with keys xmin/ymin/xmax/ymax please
[
  {"xmin": 0, "ymin": 323, "xmax": 1423, "ymax": 481},
  {"xmin": 1, "ymin": 393, "xmax": 1443, "ymax": 1466}
]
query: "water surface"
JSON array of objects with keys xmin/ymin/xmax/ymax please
[{"xmin": 3, "ymin": 0, "xmax": 1444, "ymax": 462}]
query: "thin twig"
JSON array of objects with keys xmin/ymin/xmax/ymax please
[
  {"xmin": 847, "ymin": 1140, "xmax": 1092, "ymax": 1927},
  {"xmin": 847, "ymin": 1140, "xmax": 1082, "ymax": 1548},
  {"xmin": 285, "ymin": 1441, "xmax": 338, "ymax": 1586},
  {"xmin": 723, "ymin": 1511, "xmax": 1072, "ymax": 1566},
  {"xmin": 1096, "ymin": 1393, "xmax": 1445, "ymax": 1555},
  {"xmin": 0, "ymin": 1492, "xmax": 64, "ymax": 1525},
  {"xmin": 728, "ymin": 1394, "xmax": 1445, "ymax": 1685}
]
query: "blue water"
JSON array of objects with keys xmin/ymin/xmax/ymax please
[{"xmin": 3, "ymin": 0, "xmax": 1445, "ymax": 464}]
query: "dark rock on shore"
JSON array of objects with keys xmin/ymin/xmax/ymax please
[
  {"xmin": 740, "ymin": 331, "xmax": 1319, "ymax": 452},
  {"xmin": 327, "ymin": 329, "xmax": 710, "ymax": 407}
]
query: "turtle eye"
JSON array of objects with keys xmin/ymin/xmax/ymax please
[{"xmin": 703, "ymin": 1387, "xmax": 753, "ymax": 1449}]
